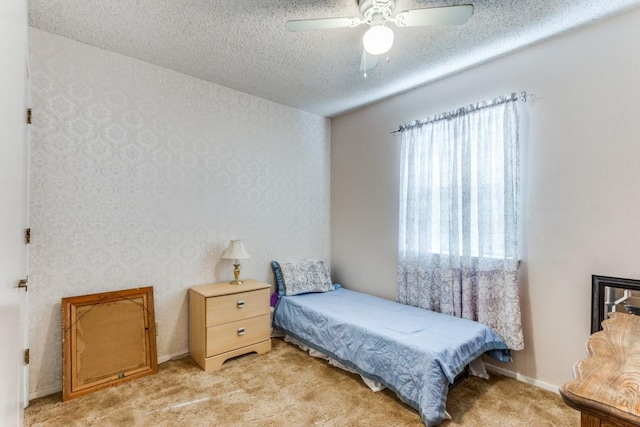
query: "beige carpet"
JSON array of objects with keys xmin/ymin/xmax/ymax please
[{"xmin": 25, "ymin": 338, "xmax": 579, "ymax": 426}]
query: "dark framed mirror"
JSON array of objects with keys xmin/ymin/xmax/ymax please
[{"xmin": 591, "ymin": 275, "xmax": 640, "ymax": 333}]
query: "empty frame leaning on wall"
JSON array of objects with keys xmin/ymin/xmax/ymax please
[{"xmin": 61, "ymin": 287, "xmax": 158, "ymax": 401}]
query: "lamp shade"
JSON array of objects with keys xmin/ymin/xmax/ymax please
[
  {"xmin": 221, "ymin": 240, "xmax": 250, "ymax": 260},
  {"xmin": 363, "ymin": 25, "xmax": 394, "ymax": 55}
]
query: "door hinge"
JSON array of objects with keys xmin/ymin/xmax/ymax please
[
  {"xmin": 25, "ymin": 228, "xmax": 31, "ymax": 244},
  {"xmin": 24, "ymin": 349, "xmax": 29, "ymax": 365},
  {"xmin": 18, "ymin": 276, "xmax": 28, "ymax": 292},
  {"xmin": 27, "ymin": 108, "xmax": 32, "ymax": 125}
]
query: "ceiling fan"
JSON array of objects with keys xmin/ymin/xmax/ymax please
[{"xmin": 285, "ymin": 0, "xmax": 473, "ymax": 74}]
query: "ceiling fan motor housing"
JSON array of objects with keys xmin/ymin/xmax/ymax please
[{"xmin": 359, "ymin": 0, "xmax": 396, "ymax": 24}]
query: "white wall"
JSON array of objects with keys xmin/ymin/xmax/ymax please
[
  {"xmin": 28, "ymin": 29, "xmax": 330, "ymax": 397},
  {"xmin": 331, "ymin": 8, "xmax": 640, "ymax": 389}
]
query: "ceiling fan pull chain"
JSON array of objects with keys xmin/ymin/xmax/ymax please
[{"xmin": 364, "ymin": 53, "xmax": 368, "ymax": 78}]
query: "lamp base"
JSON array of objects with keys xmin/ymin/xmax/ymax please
[{"xmin": 230, "ymin": 263, "xmax": 243, "ymax": 285}]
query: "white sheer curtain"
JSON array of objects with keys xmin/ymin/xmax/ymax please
[{"xmin": 396, "ymin": 94, "xmax": 523, "ymax": 350}]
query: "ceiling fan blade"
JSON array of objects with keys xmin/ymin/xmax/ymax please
[
  {"xmin": 285, "ymin": 17, "xmax": 362, "ymax": 32},
  {"xmin": 394, "ymin": 4, "xmax": 473, "ymax": 27},
  {"xmin": 360, "ymin": 49, "xmax": 378, "ymax": 72}
]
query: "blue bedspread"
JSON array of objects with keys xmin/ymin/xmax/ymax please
[{"xmin": 273, "ymin": 287, "xmax": 510, "ymax": 426}]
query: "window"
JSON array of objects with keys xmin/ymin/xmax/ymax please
[{"xmin": 395, "ymin": 93, "xmax": 523, "ymax": 350}]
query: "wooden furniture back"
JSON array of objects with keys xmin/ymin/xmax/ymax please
[{"xmin": 560, "ymin": 312, "xmax": 640, "ymax": 426}]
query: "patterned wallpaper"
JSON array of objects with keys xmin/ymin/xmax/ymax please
[{"xmin": 28, "ymin": 29, "xmax": 330, "ymax": 396}]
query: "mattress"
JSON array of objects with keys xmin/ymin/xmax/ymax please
[{"xmin": 273, "ymin": 287, "xmax": 510, "ymax": 426}]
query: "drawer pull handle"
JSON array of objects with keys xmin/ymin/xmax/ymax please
[
  {"xmin": 237, "ymin": 327, "xmax": 245, "ymax": 336},
  {"xmin": 237, "ymin": 300, "xmax": 245, "ymax": 308}
]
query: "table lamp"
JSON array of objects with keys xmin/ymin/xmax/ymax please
[{"xmin": 221, "ymin": 239, "xmax": 250, "ymax": 285}]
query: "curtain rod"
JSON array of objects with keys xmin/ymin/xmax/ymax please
[{"xmin": 391, "ymin": 91, "xmax": 532, "ymax": 134}]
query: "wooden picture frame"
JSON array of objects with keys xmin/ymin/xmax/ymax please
[
  {"xmin": 62, "ymin": 287, "xmax": 157, "ymax": 401},
  {"xmin": 591, "ymin": 275, "xmax": 640, "ymax": 333}
]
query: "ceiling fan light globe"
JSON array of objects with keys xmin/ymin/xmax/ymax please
[{"xmin": 363, "ymin": 25, "xmax": 394, "ymax": 55}]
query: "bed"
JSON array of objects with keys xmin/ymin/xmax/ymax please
[{"xmin": 271, "ymin": 260, "xmax": 511, "ymax": 426}]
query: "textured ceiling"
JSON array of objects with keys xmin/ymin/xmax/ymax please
[{"xmin": 29, "ymin": 0, "xmax": 640, "ymax": 117}]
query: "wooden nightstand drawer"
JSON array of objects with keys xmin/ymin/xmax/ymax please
[
  {"xmin": 206, "ymin": 288, "xmax": 269, "ymax": 327},
  {"xmin": 206, "ymin": 314, "xmax": 270, "ymax": 357}
]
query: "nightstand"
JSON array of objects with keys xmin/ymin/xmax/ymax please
[{"xmin": 189, "ymin": 279, "xmax": 271, "ymax": 371}]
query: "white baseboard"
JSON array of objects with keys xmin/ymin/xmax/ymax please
[
  {"xmin": 484, "ymin": 363, "xmax": 559, "ymax": 394},
  {"xmin": 158, "ymin": 350, "xmax": 189, "ymax": 364},
  {"xmin": 29, "ymin": 385, "xmax": 61, "ymax": 401},
  {"xmin": 28, "ymin": 350, "xmax": 190, "ymax": 401}
]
